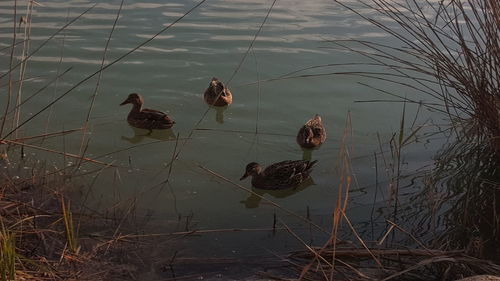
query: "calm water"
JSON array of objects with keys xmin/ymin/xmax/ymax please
[{"xmin": 0, "ymin": 0, "xmax": 446, "ymax": 278}]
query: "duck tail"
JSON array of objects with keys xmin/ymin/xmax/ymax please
[{"xmin": 307, "ymin": 160, "xmax": 318, "ymax": 169}]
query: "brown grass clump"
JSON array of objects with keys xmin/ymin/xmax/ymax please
[
  {"xmin": 331, "ymin": 0, "xmax": 499, "ymax": 156},
  {"xmin": 0, "ymin": 158, "xmax": 147, "ymax": 281},
  {"xmin": 285, "ymin": 114, "xmax": 500, "ymax": 281}
]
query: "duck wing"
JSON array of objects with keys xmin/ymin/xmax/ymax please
[
  {"xmin": 141, "ymin": 108, "xmax": 168, "ymax": 120},
  {"xmin": 298, "ymin": 126, "xmax": 314, "ymax": 140},
  {"xmin": 305, "ymin": 118, "xmax": 325, "ymax": 137},
  {"xmin": 136, "ymin": 108, "xmax": 175, "ymax": 129},
  {"xmin": 204, "ymin": 86, "xmax": 232, "ymax": 106},
  {"xmin": 312, "ymin": 126, "xmax": 325, "ymax": 138},
  {"xmin": 262, "ymin": 160, "xmax": 317, "ymax": 187},
  {"xmin": 142, "ymin": 109, "xmax": 173, "ymax": 123}
]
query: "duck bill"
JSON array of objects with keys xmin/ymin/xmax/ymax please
[
  {"xmin": 120, "ymin": 99, "xmax": 130, "ymax": 106},
  {"xmin": 239, "ymin": 173, "xmax": 249, "ymax": 180}
]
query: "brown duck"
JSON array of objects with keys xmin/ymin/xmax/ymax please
[
  {"xmin": 120, "ymin": 93, "xmax": 175, "ymax": 131},
  {"xmin": 204, "ymin": 77, "xmax": 232, "ymax": 106},
  {"xmin": 297, "ymin": 114, "xmax": 326, "ymax": 149},
  {"xmin": 240, "ymin": 160, "xmax": 317, "ymax": 190}
]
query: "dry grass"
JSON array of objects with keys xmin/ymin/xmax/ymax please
[
  {"xmin": 0, "ymin": 1, "xmax": 210, "ymax": 280},
  {"xmin": 330, "ymin": 0, "xmax": 499, "ymax": 155},
  {"xmin": 420, "ymin": 129, "xmax": 500, "ymax": 262},
  {"xmin": 0, "ymin": 224, "xmax": 16, "ymax": 281},
  {"xmin": 284, "ymin": 1, "xmax": 500, "ymax": 279},
  {"xmin": 0, "ymin": 158, "xmax": 180, "ymax": 280},
  {"xmin": 329, "ymin": 0, "xmax": 499, "ymax": 265}
]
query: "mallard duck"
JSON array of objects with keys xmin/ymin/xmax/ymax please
[
  {"xmin": 120, "ymin": 93, "xmax": 175, "ymax": 131},
  {"xmin": 297, "ymin": 114, "xmax": 326, "ymax": 149},
  {"xmin": 240, "ymin": 160, "xmax": 317, "ymax": 190},
  {"xmin": 204, "ymin": 77, "xmax": 232, "ymax": 106}
]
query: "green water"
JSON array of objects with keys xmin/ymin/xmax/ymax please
[{"xmin": 0, "ymin": 0, "xmax": 446, "ymax": 278}]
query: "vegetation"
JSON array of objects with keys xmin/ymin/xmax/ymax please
[
  {"xmin": 0, "ymin": 226, "xmax": 16, "ymax": 281},
  {"xmin": 332, "ymin": 0, "xmax": 499, "ymax": 155},
  {"xmin": 0, "ymin": 0, "xmax": 498, "ymax": 280},
  {"xmin": 295, "ymin": 0, "xmax": 500, "ymax": 279},
  {"xmin": 275, "ymin": 0, "xmax": 499, "ymax": 279}
]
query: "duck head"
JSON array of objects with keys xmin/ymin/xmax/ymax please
[
  {"xmin": 240, "ymin": 162, "xmax": 262, "ymax": 180},
  {"xmin": 313, "ymin": 114, "xmax": 322, "ymax": 122},
  {"xmin": 120, "ymin": 93, "xmax": 144, "ymax": 107},
  {"xmin": 210, "ymin": 78, "xmax": 228, "ymax": 96}
]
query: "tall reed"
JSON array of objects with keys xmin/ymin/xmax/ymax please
[
  {"xmin": 0, "ymin": 224, "xmax": 16, "ymax": 281},
  {"xmin": 333, "ymin": 0, "xmax": 499, "ymax": 155},
  {"xmin": 61, "ymin": 198, "xmax": 78, "ymax": 253},
  {"xmin": 331, "ymin": 0, "xmax": 500, "ymax": 264}
]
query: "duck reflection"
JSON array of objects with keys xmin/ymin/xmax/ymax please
[
  {"xmin": 302, "ymin": 148, "xmax": 313, "ymax": 161},
  {"xmin": 121, "ymin": 126, "xmax": 177, "ymax": 144},
  {"xmin": 240, "ymin": 177, "xmax": 315, "ymax": 208},
  {"xmin": 214, "ymin": 105, "xmax": 228, "ymax": 124}
]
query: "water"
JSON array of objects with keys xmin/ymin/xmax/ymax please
[{"xmin": 0, "ymin": 0, "xmax": 447, "ymax": 278}]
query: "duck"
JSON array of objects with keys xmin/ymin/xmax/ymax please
[
  {"xmin": 204, "ymin": 77, "xmax": 232, "ymax": 106},
  {"xmin": 297, "ymin": 114, "xmax": 326, "ymax": 149},
  {"xmin": 120, "ymin": 93, "xmax": 175, "ymax": 132},
  {"xmin": 240, "ymin": 160, "xmax": 317, "ymax": 190}
]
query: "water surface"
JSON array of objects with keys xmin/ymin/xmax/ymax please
[{"xmin": 0, "ymin": 0, "xmax": 446, "ymax": 278}]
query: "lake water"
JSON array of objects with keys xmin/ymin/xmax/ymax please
[{"xmin": 0, "ymin": 0, "xmax": 447, "ymax": 278}]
